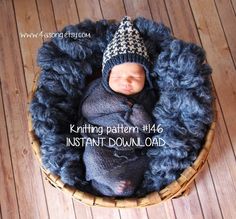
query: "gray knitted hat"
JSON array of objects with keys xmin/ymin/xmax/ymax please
[{"xmin": 102, "ymin": 16, "xmax": 153, "ymax": 93}]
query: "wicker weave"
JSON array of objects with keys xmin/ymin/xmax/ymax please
[{"xmin": 27, "ymin": 72, "xmax": 217, "ymax": 208}]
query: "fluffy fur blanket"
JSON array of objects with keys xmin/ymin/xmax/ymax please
[{"xmin": 29, "ymin": 17, "xmax": 214, "ymax": 197}]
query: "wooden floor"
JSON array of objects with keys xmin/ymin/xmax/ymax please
[{"xmin": 0, "ymin": 0, "xmax": 236, "ymax": 218}]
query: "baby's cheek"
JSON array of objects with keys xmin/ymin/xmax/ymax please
[
  {"xmin": 134, "ymin": 81, "xmax": 141, "ymax": 88},
  {"xmin": 109, "ymin": 79, "xmax": 117, "ymax": 88},
  {"xmin": 134, "ymin": 80, "xmax": 145, "ymax": 90}
]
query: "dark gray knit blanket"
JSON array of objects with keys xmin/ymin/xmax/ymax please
[
  {"xmin": 79, "ymin": 78, "xmax": 157, "ymax": 196},
  {"xmin": 29, "ymin": 17, "xmax": 214, "ymax": 198}
]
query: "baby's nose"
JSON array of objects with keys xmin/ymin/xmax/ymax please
[{"xmin": 123, "ymin": 76, "xmax": 132, "ymax": 83}]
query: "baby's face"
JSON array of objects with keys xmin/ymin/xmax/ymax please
[{"xmin": 108, "ymin": 62, "xmax": 145, "ymax": 95}]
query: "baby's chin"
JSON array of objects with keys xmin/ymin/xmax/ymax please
[
  {"xmin": 114, "ymin": 88, "xmax": 143, "ymax": 96},
  {"xmin": 109, "ymin": 83, "xmax": 144, "ymax": 95}
]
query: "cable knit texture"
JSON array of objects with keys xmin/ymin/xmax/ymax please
[{"xmin": 29, "ymin": 16, "xmax": 214, "ymax": 197}]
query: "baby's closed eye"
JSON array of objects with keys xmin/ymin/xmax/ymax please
[{"xmin": 110, "ymin": 71, "xmax": 144, "ymax": 78}]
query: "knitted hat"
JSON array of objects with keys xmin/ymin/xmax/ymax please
[{"xmin": 102, "ymin": 16, "xmax": 153, "ymax": 93}]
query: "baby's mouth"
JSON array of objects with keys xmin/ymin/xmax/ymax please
[{"xmin": 122, "ymin": 85, "xmax": 132, "ymax": 91}]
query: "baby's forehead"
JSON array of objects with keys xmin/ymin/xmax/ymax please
[
  {"xmin": 110, "ymin": 69, "xmax": 145, "ymax": 77},
  {"xmin": 111, "ymin": 62, "xmax": 145, "ymax": 73}
]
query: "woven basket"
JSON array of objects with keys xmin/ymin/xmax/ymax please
[{"xmin": 27, "ymin": 72, "xmax": 217, "ymax": 208}]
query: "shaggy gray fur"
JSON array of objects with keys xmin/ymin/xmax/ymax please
[{"xmin": 29, "ymin": 17, "xmax": 214, "ymax": 197}]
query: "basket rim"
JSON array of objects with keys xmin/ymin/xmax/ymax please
[{"xmin": 27, "ymin": 72, "xmax": 217, "ymax": 208}]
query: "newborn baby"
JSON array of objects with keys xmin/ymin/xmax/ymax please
[{"xmin": 78, "ymin": 16, "xmax": 157, "ymax": 197}]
